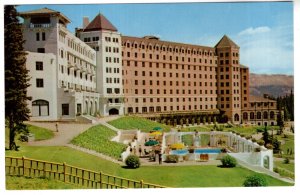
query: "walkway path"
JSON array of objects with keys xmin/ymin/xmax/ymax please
[
  {"xmin": 27, "ymin": 122, "xmax": 93, "ymax": 146},
  {"xmin": 26, "ymin": 115, "xmax": 121, "ymax": 146}
]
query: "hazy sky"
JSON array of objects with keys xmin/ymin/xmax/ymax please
[{"xmin": 17, "ymin": 2, "xmax": 294, "ymax": 75}]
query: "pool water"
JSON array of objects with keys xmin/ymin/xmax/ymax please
[
  {"xmin": 170, "ymin": 148, "xmax": 221, "ymax": 155},
  {"xmin": 195, "ymin": 148, "xmax": 221, "ymax": 154}
]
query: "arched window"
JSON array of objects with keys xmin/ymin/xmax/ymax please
[
  {"xmin": 270, "ymin": 111, "xmax": 275, "ymax": 119},
  {"xmin": 263, "ymin": 111, "xmax": 268, "ymax": 119},
  {"xmin": 234, "ymin": 114, "xmax": 239, "ymax": 121},
  {"xmin": 250, "ymin": 112, "xmax": 255, "ymax": 120},
  {"xmin": 32, "ymin": 100, "xmax": 49, "ymax": 116},
  {"xmin": 257, "ymin": 112, "xmax": 261, "ymax": 119},
  {"xmin": 243, "ymin": 112, "xmax": 248, "ymax": 120}
]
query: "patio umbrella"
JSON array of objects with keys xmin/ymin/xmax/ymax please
[
  {"xmin": 150, "ymin": 131, "xmax": 162, "ymax": 136},
  {"xmin": 153, "ymin": 127, "xmax": 163, "ymax": 131},
  {"xmin": 144, "ymin": 140, "xmax": 159, "ymax": 146},
  {"xmin": 170, "ymin": 143, "xmax": 185, "ymax": 150}
]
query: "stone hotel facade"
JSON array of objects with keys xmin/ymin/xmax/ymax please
[{"xmin": 19, "ymin": 7, "xmax": 280, "ymax": 125}]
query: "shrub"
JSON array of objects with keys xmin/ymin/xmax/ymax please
[
  {"xmin": 255, "ymin": 147, "xmax": 261, "ymax": 152},
  {"xmin": 220, "ymin": 155, "xmax": 237, "ymax": 168},
  {"xmin": 283, "ymin": 157, "xmax": 290, "ymax": 164},
  {"xmin": 257, "ymin": 140, "xmax": 265, "ymax": 146},
  {"xmin": 265, "ymin": 143, "xmax": 274, "ymax": 149},
  {"xmin": 243, "ymin": 174, "xmax": 267, "ymax": 187},
  {"xmin": 165, "ymin": 155, "xmax": 179, "ymax": 163},
  {"xmin": 125, "ymin": 155, "xmax": 140, "ymax": 169},
  {"xmin": 251, "ymin": 138, "xmax": 256, "ymax": 143},
  {"xmin": 273, "ymin": 167, "xmax": 279, "ymax": 173},
  {"xmin": 245, "ymin": 135, "xmax": 252, "ymax": 140},
  {"xmin": 283, "ymin": 134, "xmax": 288, "ymax": 138}
]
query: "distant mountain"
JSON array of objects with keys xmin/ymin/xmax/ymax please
[{"xmin": 249, "ymin": 73, "xmax": 294, "ymax": 98}]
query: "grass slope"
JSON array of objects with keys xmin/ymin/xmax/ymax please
[
  {"xmin": 6, "ymin": 146, "xmax": 292, "ymax": 188},
  {"xmin": 6, "ymin": 176, "xmax": 84, "ymax": 190},
  {"xmin": 71, "ymin": 124, "xmax": 127, "ymax": 159},
  {"xmin": 108, "ymin": 116, "xmax": 171, "ymax": 132},
  {"xmin": 27, "ymin": 124, "xmax": 54, "ymax": 141}
]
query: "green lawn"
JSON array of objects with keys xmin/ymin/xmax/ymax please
[
  {"xmin": 274, "ymin": 161, "xmax": 294, "ymax": 172},
  {"xmin": 27, "ymin": 124, "xmax": 54, "ymax": 141},
  {"xmin": 6, "ymin": 175, "xmax": 84, "ymax": 190},
  {"xmin": 277, "ymin": 134, "xmax": 294, "ymax": 159},
  {"xmin": 108, "ymin": 116, "xmax": 171, "ymax": 132},
  {"xmin": 71, "ymin": 124, "xmax": 127, "ymax": 159},
  {"xmin": 5, "ymin": 124, "xmax": 54, "ymax": 148},
  {"xmin": 5, "ymin": 145, "xmax": 292, "ymax": 188}
]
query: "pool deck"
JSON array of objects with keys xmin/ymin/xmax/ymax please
[{"xmin": 138, "ymin": 156, "xmax": 222, "ymax": 166}]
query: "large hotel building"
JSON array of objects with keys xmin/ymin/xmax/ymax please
[{"xmin": 19, "ymin": 7, "xmax": 279, "ymax": 126}]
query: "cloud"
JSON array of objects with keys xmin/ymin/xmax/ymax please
[
  {"xmin": 238, "ymin": 26, "xmax": 271, "ymax": 36},
  {"xmin": 234, "ymin": 25, "xmax": 293, "ymax": 75}
]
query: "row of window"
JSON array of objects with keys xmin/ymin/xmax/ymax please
[
  {"xmin": 130, "ymin": 70, "xmax": 216, "ymax": 79},
  {"xmin": 123, "ymin": 61, "xmax": 217, "ymax": 71},
  {"xmin": 219, "ymin": 52, "xmax": 239, "ymax": 58},
  {"xmin": 132, "ymin": 89, "xmax": 216, "ymax": 95},
  {"xmin": 131, "ymin": 80, "xmax": 215, "ymax": 87},
  {"xmin": 106, "ymin": 77, "xmax": 120, "ymax": 84},
  {"xmin": 219, "ymin": 59, "xmax": 239, "ymax": 65},
  {"xmin": 250, "ymin": 102, "xmax": 275, "ymax": 107},
  {"xmin": 219, "ymin": 96, "xmax": 241, "ymax": 101},
  {"xmin": 107, "ymin": 88, "xmax": 120, "ymax": 94},
  {"xmin": 105, "ymin": 57, "xmax": 120, "ymax": 63},
  {"xmin": 132, "ymin": 97, "xmax": 216, "ymax": 103},
  {"xmin": 105, "ymin": 37, "xmax": 119, "ymax": 43},
  {"xmin": 83, "ymin": 36, "xmax": 99, "ymax": 42},
  {"xmin": 127, "ymin": 104, "xmax": 215, "ymax": 114},
  {"xmin": 243, "ymin": 111, "xmax": 276, "ymax": 120},
  {"xmin": 61, "ymin": 81, "xmax": 95, "ymax": 92},
  {"xmin": 122, "ymin": 41, "xmax": 214, "ymax": 56},
  {"xmin": 106, "ymin": 67, "xmax": 120, "ymax": 73},
  {"xmin": 220, "ymin": 104, "xmax": 240, "ymax": 109},
  {"xmin": 105, "ymin": 46, "xmax": 120, "ymax": 53},
  {"xmin": 124, "ymin": 52, "xmax": 216, "ymax": 64}
]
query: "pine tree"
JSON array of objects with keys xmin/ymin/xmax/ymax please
[{"xmin": 5, "ymin": 5, "xmax": 31, "ymax": 150}]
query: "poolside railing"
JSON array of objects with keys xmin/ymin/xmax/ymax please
[{"xmin": 5, "ymin": 156, "xmax": 166, "ymax": 189}]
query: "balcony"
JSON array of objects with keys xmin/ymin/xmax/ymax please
[
  {"xmin": 29, "ymin": 23, "xmax": 51, "ymax": 28},
  {"xmin": 81, "ymin": 66, "xmax": 87, "ymax": 72},
  {"xmin": 67, "ymin": 60, "xmax": 74, "ymax": 67}
]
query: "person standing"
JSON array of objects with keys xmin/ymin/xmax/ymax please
[{"xmin": 55, "ymin": 122, "xmax": 59, "ymax": 132}]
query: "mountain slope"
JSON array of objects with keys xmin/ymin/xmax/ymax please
[{"xmin": 249, "ymin": 74, "xmax": 294, "ymax": 97}]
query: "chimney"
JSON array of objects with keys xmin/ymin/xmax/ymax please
[{"xmin": 83, "ymin": 17, "xmax": 89, "ymax": 28}]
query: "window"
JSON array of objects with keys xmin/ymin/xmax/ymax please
[
  {"xmin": 36, "ymin": 79, "xmax": 44, "ymax": 88},
  {"xmin": 32, "ymin": 100, "xmax": 49, "ymax": 116},
  {"xmin": 107, "ymin": 88, "xmax": 112, "ymax": 94},
  {"xmin": 37, "ymin": 48, "xmax": 45, "ymax": 53},
  {"xmin": 62, "ymin": 104, "xmax": 69, "ymax": 115},
  {"xmin": 36, "ymin": 61, "xmax": 43, "ymax": 70},
  {"xmin": 42, "ymin": 32, "xmax": 46, "ymax": 41},
  {"xmin": 36, "ymin": 33, "xmax": 40, "ymax": 41}
]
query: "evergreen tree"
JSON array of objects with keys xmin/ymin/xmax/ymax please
[
  {"xmin": 5, "ymin": 5, "xmax": 31, "ymax": 150},
  {"xmin": 262, "ymin": 125, "xmax": 271, "ymax": 146}
]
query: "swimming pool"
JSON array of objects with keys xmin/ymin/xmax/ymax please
[
  {"xmin": 195, "ymin": 148, "xmax": 221, "ymax": 154},
  {"xmin": 170, "ymin": 148, "xmax": 221, "ymax": 155}
]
